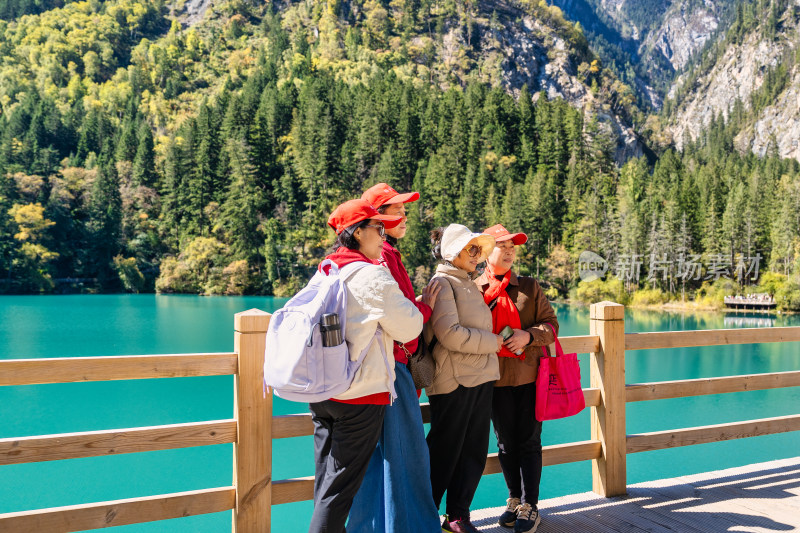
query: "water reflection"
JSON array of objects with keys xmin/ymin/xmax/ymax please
[{"xmin": 723, "ymin": 313, "xmax": 776, "ymax": 328}]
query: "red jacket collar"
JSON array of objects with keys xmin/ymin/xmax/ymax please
[{"xmin": 320, "ymin": 249, "xmax": 375, "ymax": 273}]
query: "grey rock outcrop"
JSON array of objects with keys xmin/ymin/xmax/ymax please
[
  {"xmin": 665, "ymin": 18, "xmax": 796, "ymax": 156},
  {"xmin": 645, "ymin": 2, "xmax": 719, "ymax": 71}
]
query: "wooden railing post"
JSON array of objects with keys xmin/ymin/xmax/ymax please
[
  {"xmin": 233, "ymin": 309, "xmax": 272, "ymax": 532},
  {"xmin": 589, "ymin": 301, "xmax": 627, "ymax": 497}
]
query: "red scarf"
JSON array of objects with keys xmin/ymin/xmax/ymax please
[{"xmin": 483, "ymin": 264, "xmax": 524, "ymax": 359}]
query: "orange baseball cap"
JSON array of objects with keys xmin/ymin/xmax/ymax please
[
  {"xmin": 361, "ymin": 183, "xmax": 420, "ymax": 208},
  {"xmin": 327, "ymin": 199, "xmax": 403, "ymax": 234},
  {"xmin": 484, "ymin": 224, "xmax": 528, "ymax": 245}
]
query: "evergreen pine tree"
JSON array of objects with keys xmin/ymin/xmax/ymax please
[
  {"xmin": 87, "ymin": 149, "xmax": 122, "ymax": 284},
  {"xmin": 132, "ymin": 122, "xmax": 156, "ymax": 187}
]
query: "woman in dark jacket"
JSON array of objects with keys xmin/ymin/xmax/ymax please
[{"xmin": 474, "ymin": 224, "xmax": 560, "ymax": 533}]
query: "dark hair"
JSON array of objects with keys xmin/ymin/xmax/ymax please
[
  {"xmin": 376, "ymin": 205, "xmax": 400, "ymax": 247},
  {"xmin": 330, "ymin": 219, "xmax": 370, "ymax": 253},
  {"xmin": 430, "ymin": 227, "xmax": 445, "ymax": 261}
]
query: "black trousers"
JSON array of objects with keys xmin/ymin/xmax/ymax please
[
  {"xmin": 427, "ymin": 381, "xmax": 494, "ymax": 520},
  {"xmin": 308, "ymin": 400, "xmax": 386, "ymax": 533},
  {"xmin": 491, "ymin": 382, "xmax": 543, "ymax": 506}
]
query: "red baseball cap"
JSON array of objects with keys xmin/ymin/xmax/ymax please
[
  {"xmin": 361, "ymin": 183, "xmax": 420, "ymax": 208},
  {"xmin": 484, "ymin": 224, "xmax": 528, "ymax": 245},
  {"xmin": 327, "ymin": 199, "xmax": 403, "ymax": 234}
]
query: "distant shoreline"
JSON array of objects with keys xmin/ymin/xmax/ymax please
[{"xmin": 559, "ymin": 299, "xmax": 798, "ymax": 315}]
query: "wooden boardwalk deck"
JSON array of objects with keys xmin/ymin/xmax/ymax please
[{"xmin": 470, "ymin": 457, "xmax": 800, "ymax": 532}]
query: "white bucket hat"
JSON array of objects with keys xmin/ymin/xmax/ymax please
[{"xmin": 441, "ymin": 224, "xmax": 496, "ymax": 263}]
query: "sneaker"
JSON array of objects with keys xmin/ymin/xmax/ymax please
[
  {"xmin": 442, "ymin": 515, "xmax": 481, "ymax": 533},
  {"xmin": 498, "ymin": 497, "xmax": 521, "ymax": 528},
  {"xmin": 514, "ymin": 503, "xmax": 541, "ymax": 533}
]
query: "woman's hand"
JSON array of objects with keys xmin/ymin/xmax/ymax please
[
  {"xmin": 503, "ymin": 329, "xmax": 531, "ymax": 354},
  {"xmin": 417, "ymin": 281, "xmax": 442, "ymax": 309},
  {"xmin": 495, "ymin": 334, "xmax": 504, "ymax": 351}
]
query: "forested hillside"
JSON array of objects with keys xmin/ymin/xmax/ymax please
[{"xmin": 0, "ymin": 0, "xmax": 798, "ymax": 310}]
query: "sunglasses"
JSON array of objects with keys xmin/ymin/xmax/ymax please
[
  {"xmin": 364, "ymin": 223, "xmax": 386, "ymax": 237},
  {"xmin": 463, "ymin": 244, "xmax": 482, "ymax": 258}
]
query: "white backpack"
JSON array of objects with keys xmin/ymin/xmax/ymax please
[{"xmin": 264, "ymin": 259, "xmax": 396, "ymax": 403}]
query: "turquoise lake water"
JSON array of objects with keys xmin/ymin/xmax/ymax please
[{"xmin": 1, "ymin": 294, "xmax": 799, "ymax": 532}]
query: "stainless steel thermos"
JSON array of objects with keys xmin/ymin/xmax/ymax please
[{"xmin": 320, "ymin": 313, "xmax": 343, "ymax": 347}]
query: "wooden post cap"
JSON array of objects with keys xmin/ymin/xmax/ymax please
[
  {"xmin": 234, "ymin": 309, "xmax": 271, "ymax": 333},
  {"xmin": 590, "ymin": 301, "xmax": 625, "ymax": 320}
]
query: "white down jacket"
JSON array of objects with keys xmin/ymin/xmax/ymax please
[{"xmin": 333, "ymin": 262, "xmax": 423, "ymax": 401}]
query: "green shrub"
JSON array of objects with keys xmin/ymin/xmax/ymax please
[
  {"xmin": 155, "ymin": 237, "xmax": 229, "ymax": 294},
  {"xmin": 695, "ymin": 277, "xmax": 738, "ymax": 308},
  {"xmin": 775, "ymin": 281, "xmax": 800, "ymax": 311},
  {"xmin": 756, "ymin": 271, "xmax": 788, "ymax": 296},
  {"xmin": 272, "ymin": 276, "xmax": 304, "ymax": 298},
  {"xmin": 155, "ymin": 256, "xmax": 199, "ymax": 293},
  {"xmin": 545, "ymin": 286, "xmax": 560, "ymax": 300},
  {"xmin": 219, "ymin": 259, "xmax": 253, "ymax": 295},
  {"xmin": 630, "ymin": 287, "xmax": 669, "ymax": 306},
  {"xmin": 113, "ymin": 255, "xmax": 146, "ymax": 293},
  {"xmin": 574, "ymin": 278, "xmax": 628, "ymax": 305}
]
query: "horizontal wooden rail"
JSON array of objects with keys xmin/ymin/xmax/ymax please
[
  {"xmin": 557, "ymin": 334, "xmax": 601, "ymax": 355},
  {"xmin": 626, "ymin": 414, "xmax": 800, "ymax": 453},
  {"xmin": 273, "ymin": 414, "xmax": 315, "ymax": 440},
  {"xmin": 0, "ymin": 420, "xmax": 237, "ymax": 466},
  {"xmin": 0, "ymin": 486, "xmax": 235, "ymax": 532},
  {"xmin": 625, "ymin": 326, "xmax": 800, "ymax": 351},
  {"xmin": 626, "ymin": 371, "xmax": 800, "ymax": 402},
  {"xmin": 583, "ymin": 387, "xmax": 601, "ymax": 407},
  {"xmin": 272, "ymin": 476, "xmax": 315, "ymax": 506},
  {"xmin": 485, "ymin": 439, "xmax": 603, "ymax": 474},
  {"xmin": 271, "ymin": 440, "xmax": 602, "ymax": 505},
  {"xmin": 0, "ymin": 337, "xmax": 597, "ymax": 388},
  {"xmin": 0, "ymin": 353, "xmax": 238, "ymax": 386},
  {"xmin": 272, "ymin": 389, "xmax": 602, "ymax": 440}
]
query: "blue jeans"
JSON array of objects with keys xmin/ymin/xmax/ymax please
[{"xmin": 346, "ymin": 362, "xmax": 442, "ymax": 533}]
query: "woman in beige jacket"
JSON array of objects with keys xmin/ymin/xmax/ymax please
[{"xmin": 424, "ymin": 224, "xmax": 501, "ymax": 533}]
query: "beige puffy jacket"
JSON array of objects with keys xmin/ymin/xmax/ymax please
[{"xmin": 423, "ymin": 263, "xmax": 500, "ymax": 395}]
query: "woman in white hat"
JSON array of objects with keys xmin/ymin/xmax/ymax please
[{"xmin": 424, "ymin": 224, "xmax": 502, "ymax": 533}]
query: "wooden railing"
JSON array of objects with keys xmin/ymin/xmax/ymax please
[
  {"xmin": 1, "ymin": 302, "xmax": 799, "ymax": 531},
  {"xmin": 0, "ymin": 310, "xmax": 269, "ymax": 532}
]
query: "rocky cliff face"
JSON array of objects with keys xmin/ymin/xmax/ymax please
[
  {"xmin": 744, "ymin": 74, "xmax": 800, "ymax": 160},
  {"xmin": 643, "ymin": 2, "xmax": 720, "ymax": 72},
  {"xmin": 496, "ymin": 15, "xmax": 642, "ymax": 163},
  {"xmin": 664, "ymin": 5, "xmax": 800, "ymax": 159},
  {"xmin": 551, "ymin": 0, "xmax": 727, "ymax": 109}
]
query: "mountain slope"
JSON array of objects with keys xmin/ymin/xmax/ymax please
[
  {"xmin": 552, "ymin": 0, "xmax": 731, "ymax": 109},
  {"xmin": 265, "ymin": 0, "xmax": 645, "ymax": 161},
  {"xmin": 662, "ymin": 0, "xmax": 800, "ymax": 160}
]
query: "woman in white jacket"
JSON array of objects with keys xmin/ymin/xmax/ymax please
[{"xmin": 308, "ymin": 199, "xmax": 424, "ymax": 533}]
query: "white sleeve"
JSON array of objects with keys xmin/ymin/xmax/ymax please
[{"xmin": 351, "ymin": 266, "xmax": 423, "ymax": 343}]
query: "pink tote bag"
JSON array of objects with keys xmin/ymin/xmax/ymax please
[{"xmin": 535, "ymin": 325, "xmax": 585, "ymax": 421}]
